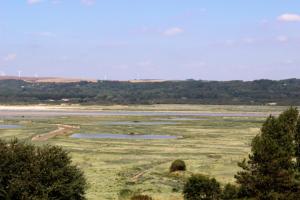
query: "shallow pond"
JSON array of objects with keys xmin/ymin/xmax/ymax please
[
  {"xmin": 71, "ymin": 133, "xmax": 178, "ymax": 140},
  {"xmin": 0, "ymin": 125, "xmax": 22, "ymax": 129}
]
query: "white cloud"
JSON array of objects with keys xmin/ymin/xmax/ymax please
[
  {"xmin": 51, "ymin": 0, "xmax": 61, "ymax": 4},
  {"xmin": 137, "ymin": 60, "xmax": 152, "ymax": 67},
  {"xmin": 98, "ymin": 41, "xmax": 128, "ymax": 48},
  {"xmin": 116, "ymin": 64, "xmax": 129, "ymax": 70},
  {"xmin": 184, "ymin": 61, "xmax": 207, "ymax": 70},
  {"xmin": 27, "ymin": 0, "xmax": 61, "ymax": 5},
  {"xmin": 27, "ymin": 0, "xmax": 43, "ymax": 5},
  {"xmin": 163, "ymin": 27, "xmax": 184, "ymax": 36},
  {"xmin": 276, "ymin": 35, "xmax": 289, "ymax": 42},
  {"xmin": 199, "ymin": 8, "xmax": 207, "ymax": 13},
  {"xmin": 81, "ymin": 0, "xmax": 95, "ymax": 6},
  {"xmin": 0, "ymin": 71, "xmax": 6, "ymax": 76},
  {"xmin": 3, "ymin": 53, "xmax": 17, "ymax": 61},
  {"xmin": 243, "ymin": 37, "xmax": 256, "ymax": 44},
  {"xmin": 32, "ymin": 32, "xmax": 56, "ymax": 37},
  {"xmin": 278, "ymin": 13, "xmax": 300, "ymax": 22},
  {"xmin": 260, "ymin": 19, "xmax": 270, "ymax": 26},
  {"xmin": 283, "ymin": 60, "xmax": 294, "ymax": 65},
  {"xmin": 224, "ymin": 39, "xmax": 235, "ymax": 46}
]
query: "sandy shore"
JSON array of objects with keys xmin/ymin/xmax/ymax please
[
  {"xmin": 32, "ymin": 124, "xmax": 79, "ymax": 141},
  {"xmin": 0, "ymin": 107, "xmax": 278, "ymax": 118}
]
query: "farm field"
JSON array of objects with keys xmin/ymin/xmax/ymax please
[{"xmin": 0, "ymin": 105, "xmax": 293, "ymax": 200}]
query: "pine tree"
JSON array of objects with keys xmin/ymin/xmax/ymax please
[
  {"xmin": 235, "ymin": 108, "xmax": 300, "ymax": 200},
  {"xmin": 295, "ymin": 117, "xmax": 300, "ymax": 169}
]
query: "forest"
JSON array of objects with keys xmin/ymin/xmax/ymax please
[{"xmin": 0, "ymin": 79, "xmax": 300, "ymax": 105}]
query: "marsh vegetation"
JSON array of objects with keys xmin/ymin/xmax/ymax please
[{"xmin": 0, "ymin": 105, "xmax": 294, "ymax": 199}]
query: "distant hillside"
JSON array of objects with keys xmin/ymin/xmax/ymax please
[
  {"xmin": 0, "ymin": 76, "xmax": 96, "ymax": 83},
  {"xmin": 0, "ymin": 78, "xmax": 300, "ymax": 105},
  {"xmin": 0, "ymin": 76, "xmax": 164, "ymax": 83}
]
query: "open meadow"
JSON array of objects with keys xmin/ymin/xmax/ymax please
[{"xmin": 0, "ymin": 105, "xmax": 293, "ymax": 200}]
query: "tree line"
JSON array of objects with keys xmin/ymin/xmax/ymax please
[{"xmin": 1, "ymin": 79, "xmax": 300, "ymax": 105}]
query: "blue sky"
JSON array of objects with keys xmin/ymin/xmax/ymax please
[{"xmin": 0, "ymin": 0, "xmax": 300, "ymax": 80}]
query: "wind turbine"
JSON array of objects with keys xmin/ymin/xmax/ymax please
[{"xmin": 18, "ymin": 70, "xmax": 22, "ymax": 79}]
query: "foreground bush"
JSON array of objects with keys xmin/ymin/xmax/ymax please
[
  {"xmin": 170, "ymin": 159, "xmax": 186, "ymax": 172},
  {"xmin": 183, "ymin": 174, "xmax": 221, "ymax": 200},
  {"xmin": 131, "ymin": 194, "xmax": 153, "ymax": 200},
  {"xmin": 221, "ymin": 183, "xmax": 239, "ymax": 200},
  {"xmin": 0, "ymin": 139, "xmax": 87, "ymax": 200}
]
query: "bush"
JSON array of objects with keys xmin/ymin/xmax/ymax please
[
  {"xmin": 170, "ymin": 159, "xmax": 186, "ymax": 172},
  {"xmin": 119, "ymin": 189, "xmax": 134, "ymax": 200},
  {"xmin": 183, "ymin": 174, "xmax": 221, "ymax": 200},
  {"xmin": 221, "ymin": 183, "xmax": 239, "ymax": 200},
  {"xmin": 0, "ymin": 139, "xmax": 87, "ymax": 200},
  {"xmin": 131, "ymin": 194, "xmax": 153, "ymax": 200}
]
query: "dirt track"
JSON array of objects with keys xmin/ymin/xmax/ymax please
[{"xmin": 31, "ymin": 124, "xmax": 79, "ymax": 141}]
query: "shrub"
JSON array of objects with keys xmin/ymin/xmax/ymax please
[
  {"xmin": 170, "ymin": 159, "xmax": 186, "ymax": 172},
  {"xmin": 131, "ymin": 194, "xmax": 153, "ymax": 200},
  {"xmin": 221, "ymin": 183, "xmax": 239, "ymax": 200},
  {"xmin": 183, "ymin": 174, "xmax": 221, "ymax": 200},
  {"xmin": 119, "ymin": 189, "xmax": 134, "ymax": 200},
  {"xmin": 0, "ymin": 139, "xmax": 87, "ymax": 200}
]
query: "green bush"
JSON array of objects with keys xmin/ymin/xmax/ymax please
[
  {"xmin": 0, "ymin": 139, "xmax": 87, "ymax": 200},
  {"xmin": 130, "ymin": 194, "xmax": 153, "ymax": 200},
  {"xmin": 221, "ymin": 183, "xmax": 239, "ymax": 200},
  {"xmin": 119, "ymin": 189, "xmax": 134, "ymax": 200},
  {"xmin": 170, "ymin": 159, "xmax": 186, "ymax": 172},
  {"xmin": 183, "ymin": 174, "xmax": 221, "ymax": 200}
]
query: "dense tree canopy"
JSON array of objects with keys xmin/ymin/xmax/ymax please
[
  {"xmin": 1, "ymin": 79, "xmax": 300, "ymax": 105},
  {"xmin": 0, "ymin": 139, "xmax": 87, "ymax": 200}
]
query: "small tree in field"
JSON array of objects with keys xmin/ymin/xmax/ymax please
[
  {"xmin": 235, "ymin": 107, "xmax": 300, "ymax": 199},
  {"xmin": 0, "ymin": 139, "xmax": 87, "ymax": 200},
  {"xmin": 183, "ymin": 174, "xmax": 221, "ymax": 200}
]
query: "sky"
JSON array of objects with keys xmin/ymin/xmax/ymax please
[{"xmin": 0, "ymin": 0, "xmax": 300, "ymax": 80}]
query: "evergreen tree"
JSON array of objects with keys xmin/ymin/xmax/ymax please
[
  {"xmin": 295, "ymin": 117, "xmax": 300, "ymax": 169},
  {"xmin": 235, "ymin": 108, "xmax": 300, "ymax": 199}
]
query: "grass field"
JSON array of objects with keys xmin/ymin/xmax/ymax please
[{"xmin": 0, "ymin": 105, "xmax": 292, "ymax": 200}]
